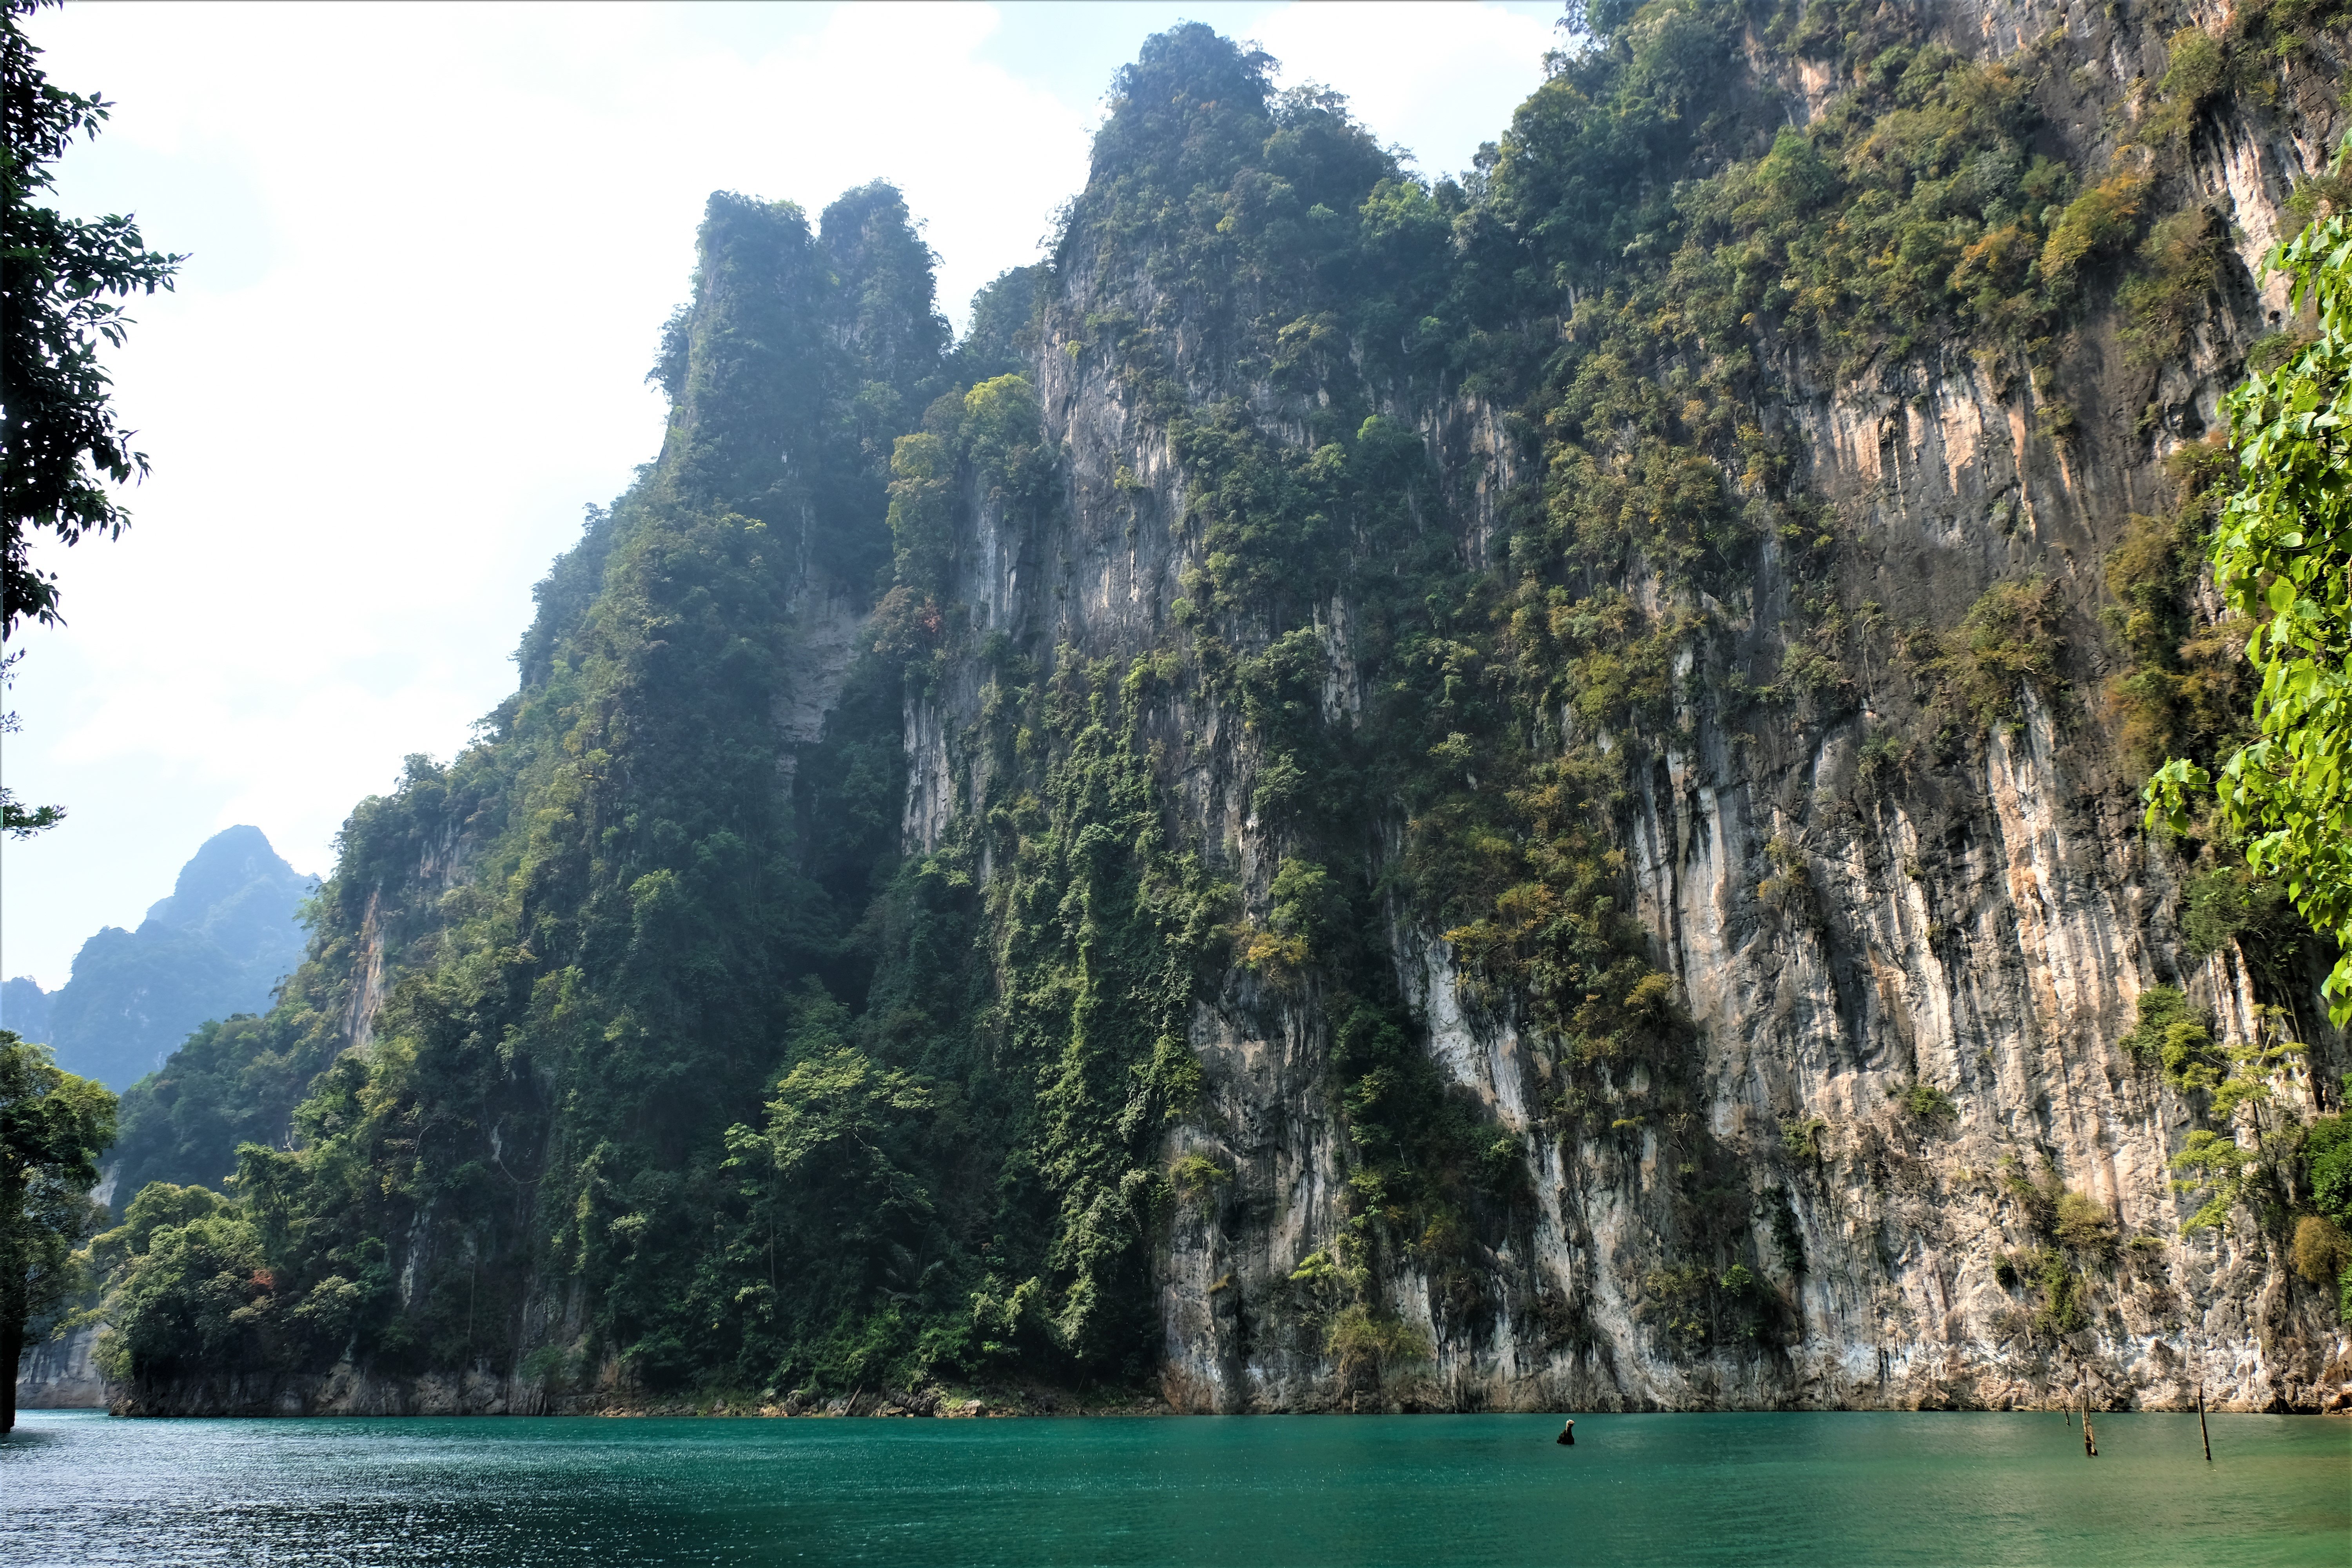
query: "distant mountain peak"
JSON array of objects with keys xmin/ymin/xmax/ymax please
[
  {"xmin": 142, "ymin": 825, "xmax": 313, "ymax": 930},
  {"xmin": 36, "ymin": 826, "xmax": 318, "ymax": 1089}
]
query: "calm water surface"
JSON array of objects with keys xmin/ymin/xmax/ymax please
[{"xmin": 2, "ymin": 1408, "xmax": 2345, "ymax": 1566}]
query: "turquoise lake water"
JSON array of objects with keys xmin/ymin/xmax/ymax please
[{"xmin": 2, "ymin": 1408, "xmax": 2345, "ymax": 1566}]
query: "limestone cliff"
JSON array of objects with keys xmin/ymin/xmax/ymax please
[
  {"xmin": 58, "ymin": 2, "xmax": 2352, "ymax": 1419},
  {"xmin": 903, "ymin": 2, "xmax": 2352, "ymax": 1412}
]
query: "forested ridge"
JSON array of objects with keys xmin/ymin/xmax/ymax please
[{"xmin": 56, "ymin": 0, "xmax": 2352, "ymax": 1414}]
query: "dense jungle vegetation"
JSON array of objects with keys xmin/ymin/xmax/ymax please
[{"xmin": 56, "ymin": 0, "xmax": 2352, "ymax": 1405}]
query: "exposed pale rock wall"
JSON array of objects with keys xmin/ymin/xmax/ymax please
[
  {"xmin": 17, "ymin": 1327, "xmax": 105, "ymax": 1410},
  {"xmin": 898, "ymin": 8, "xmax": 2352, "ymax": 1414}
]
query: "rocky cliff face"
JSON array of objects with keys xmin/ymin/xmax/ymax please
[
  {"xmin": 895, "ymin": 3, "xmax": 2352, "ymax": 1413},
  {"xmin": 62, "ymin": 3, "xmax": 2352, "ymax": 1419},
  {"xmin": 16, "ymin": 1328, "xmax": 104, "ymax": 1410}
]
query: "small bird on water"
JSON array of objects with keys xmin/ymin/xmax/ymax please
[{"xmin": 1556, "ymin": 1419, "xmax": 1575, "ymax": 1446}]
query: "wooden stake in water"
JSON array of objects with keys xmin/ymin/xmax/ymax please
[
  {"xmin": 2197, "ymin": 1383, "xmax": 2212, "ymax": 1463},
  {"xmin": 2082, "ymin": 1390, "xmax": 2097, "ymax": 1458}
]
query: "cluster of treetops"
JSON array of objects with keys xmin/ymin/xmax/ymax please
[{"xmin": 5, "ymin": 0, "xmax": 2352, "ymax": 1429}]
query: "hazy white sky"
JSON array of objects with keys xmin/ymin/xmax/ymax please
[{"xmin": 1, "ymin": 0, "xmax": 1561, "ymax": 990}]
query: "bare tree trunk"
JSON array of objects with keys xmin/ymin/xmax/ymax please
[{"xmin": 2, "ymin": 1313, "xmax": 22, "ymax": 1436}]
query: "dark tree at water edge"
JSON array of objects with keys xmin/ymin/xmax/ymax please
[
  {"xmin": 0, "ymin": 1031, "xmax": 114, "ymax": 1434},
  {"xmin": 0, "ymin": 0, "xmax": 181, "ymax": 837}
]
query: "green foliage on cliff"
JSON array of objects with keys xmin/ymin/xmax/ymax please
[
  {"xmin": 94, "ymin": 3, "xmax": 2348, "ymax": 1403},
  {"xmin": 79, "ymin": 187, "xmax": 962, "ymax": 1398},
  {"xmin": 1029, "ymin": 2, "xmax": 2336, "ymax": 1366},
  {"xmin": 1929, "ymin": 578, "xmax": 2066, "ymax": 735},
  {"xmin": 2106, "ymin": 442, "xmax": 2252, "ymax": 780},
  {"xmin": 2120, "ymin": 986, "xmax": 2225, "ymax": 1092},
  {"xmin": 960, "ymin": 650, "xmax": 1231, "ymax": 1372},
  {"xmin": 1987, "ymin": 1158, "xmax": 2123, "ymax": 1340},
  {"xmin": 98, "ymin": 171, "xmax": 1236, "ymax": 1400},
  {"xmin": 96, "ymin": 781, "xmax": 486, "ymax": 1210},
  {"xmin": 2305, "ymin": 1115, "xmax": 2352, "ymax": 1314}
]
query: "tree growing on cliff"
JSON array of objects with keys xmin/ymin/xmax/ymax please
[
  {"xmin": 0, "ymin": 0, "xmax": 182, "ymax": 837},
  {"xmin": 2147, "ymin": 204, "xmax": 2352, "ymax": 1022},
  {"xmin": 0, "ymin": 1029, "xmax": 115, "ymax": 1433}
]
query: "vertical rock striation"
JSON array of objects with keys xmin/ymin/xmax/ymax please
[{"xmin": 899, "ymin": 6, "xmax": 2352, "ymax": 1412}]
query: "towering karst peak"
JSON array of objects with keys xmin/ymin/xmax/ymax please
[{"xmin": 67, "ymin": 12, "xmax": 2352, "ymax": 1420}]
